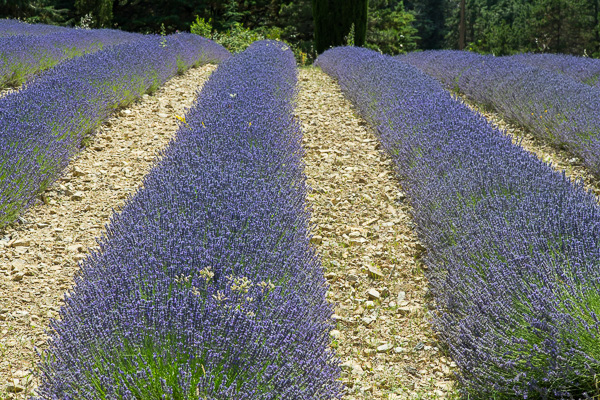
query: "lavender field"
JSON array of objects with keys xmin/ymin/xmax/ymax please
[{"xmin": 4, "ymin": 18, "xmax": 600, "ymax": 400}]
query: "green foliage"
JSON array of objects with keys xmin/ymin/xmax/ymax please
[
  {"xmin": 366, "ymin": 0, "xmax": 419, "ymax": 54},
  {"xmin": 404, "ymin": 0, "xmax": 446, "ymax": 49},
  {"xmin": 5, "ymin": 0, "xmax": 600, "ymax": 63},
  {"xmin": 0, "ymin": 0, "xmax": 67, "ymax": 23},
  {"xmin": 190, "ymin": 16, "xmax": 213, "ymax": 38},
  {"xmin": 190, "ymin": 13, "xmax": 315, "ymax": 65},
  {"xmin": 278, "ymin": 0, "xmax": 316, "ymax": 63},
  {"xmin": 444, "ymin": 0, "xmax": 600, "ymax": 56},
  {"xmin": 74, "ymin": 0, "xmax": 112, "ymax": 28},
  {"xmin": 345, "ymin": 23, "xmax": 355, "ymax": 46},
  {"xmin": 212, "ymin": 22, "xmax": 266, "ymax": 53}
]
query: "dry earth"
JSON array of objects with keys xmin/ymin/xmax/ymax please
[
  {"xmin": 458, "ymin": 94, "xmax": 600, "ymax": 196},
  {"xmin": 0, "ymin": 63, "xmax": 216, "ymax": 399},
  {"xmin": 297, "ymin": 67, "xmax": 456, "ymax": 400}
]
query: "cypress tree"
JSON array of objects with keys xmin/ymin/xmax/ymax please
[{"xmin": 312, "ymin": 0, "xmax": 368, "ymax": 54}]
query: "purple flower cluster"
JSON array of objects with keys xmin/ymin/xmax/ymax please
[
  {"xmin": 317, "ymin": 46, "xmax": 600, "ymax": 399},
  {"xmin": 510, "ymin": 53, "xmax": 600, "ymax": 88},
  {"xmin": 0, "ymin": 28, "xmax": 141, "ymax": 88},
  {"xmin": 401, "ymin": 50, "xmax": 600, "ymax": 178},
  {"xmin": 0, "ymin": 19, "xmax": 69, "ymax": 37},
  {"xmin": 34, "ymin": 40, "xmax": 341, "ymax": 399},
  {"xmin": 0, "ymin": 33, "xmax": 229, "ymax": 226}
]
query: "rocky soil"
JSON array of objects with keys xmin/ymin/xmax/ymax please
[
  {"xmin": 297, "ymin": 67, "xmax": 456, "ymax": 399},
  {"xmin": 0, "ymin": 64, "xmax": 216, "ymax": 399}
]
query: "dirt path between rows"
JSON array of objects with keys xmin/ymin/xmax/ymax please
[
  {"xmin": 0, "ymin": 64, "xmax": 216, "ymax": 399},
  {"xmin": 297, "ymin": 66, "xmax": 456, "ymax": 399}
]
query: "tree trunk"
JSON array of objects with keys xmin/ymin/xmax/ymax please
[
  {"xmin": 595, "ymin": 0, "xmax": 599, "ymax": 54},
  {"xmin": 459, "ymin": 0, "xmax": 465, "ymax": 49}
]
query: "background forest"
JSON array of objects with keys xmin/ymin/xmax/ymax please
[{"xmin": 1, "ymin": 0, "xmax": 599, "ymax": 59}]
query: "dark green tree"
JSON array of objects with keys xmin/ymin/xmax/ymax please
[
  {"xmin": 278, "ymin": 0, "xmax": 315, "ymax": 54},
  {"xmin": 0, "ymin": 0, "xmax": 65, "ymax": 23},
  {"xmin": 441, "ymin": 0, "xmax": 600, "ymax": 55},
  {"xmin": 405, "ymin": 0, "xmax": 446, "ymax": 49},
  {"xmin": 366, "ymin": 0, "xmax": 418, "ymax": 54},
  {"xmin": 312, "ymin": 0, "xmax": 369, "ymax": 53},
  {"xmin": 530, "ymin": 0, "xmax": 597, "ymax": 54},
  {"xmin": 75, "ymin": 0, "xmax": 112, "ymax": 27}
]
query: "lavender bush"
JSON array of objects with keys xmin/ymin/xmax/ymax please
[
  {"xmin": 317, "ymin": 46, "xmax": 600, "ymax": 399},
  {"xmin": 401, "ymin": 50, "xmax": 600, "ymax": 178},
  {"xmin": 35, "ymin": 40, "xmax": 341, "ymax": 399},
  {"xmin": 510, "ymin": 53, "xmax": 600, "ymax": 88},
  {"xmin": 0, "ymin": 33, "xmax": 230, "ymax": 226},
  {"xmin": 0, "ymin": 19, "xmax": 69, "ymax": 37},
  {"xmin": 0, "ymin": 28, "xmax": 141, "ymax": 88}
]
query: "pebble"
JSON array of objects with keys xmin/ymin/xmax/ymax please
[
  {"xmin": 397, "ymin": 305, "xmax": 418, "ymax": 315},
  {"xmin": 367, "ymin": 288, "xmax": 380, "ymax": 299},
  {"xmin": 361, "ymin": 317, "xmax": 374, "ymax": 326},
  {"xmin": 67, "ymin": 244, "xmax": 84, "ymax": 253},
  {"xmin": 340, "ymin": 360, "xmax": 364, "ymax": 376},
  {"xmin": 349, "ymin": 237, "xmax": 367, "ymax": 246},
  {"xmin": 367, "ymin": 265, "xmax": 384, "ymax": 278},
  {"xmin": 72, "ymin": 166, "xmax": 86, "ymax": 177},
  {"xmin": 71, "ymin": 191, "xmax": 85, "ymax": 201},
  {"xmin": 397, "ymin": 290, "xmax": 406, "ymax": 302},
  {"xmin": 10, "ymin": 239, "xmax": 30, "ymax": 248},
  {"xmin": 377, "ymin": 343, "xmax": 393, "ymax": 353},
  {"xmin": 5, "ymin": 383, "xmax": 24, "ymax": 393}
]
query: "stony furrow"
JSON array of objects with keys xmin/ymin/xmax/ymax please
[
  {"xmin": 458, "ymin": 94, "xmax": 600, "ymax": 197},
  {"xmin": 297, "ymin": 67, "xmax": 456, "ymax": 400},
  {"xmin": 0, "ymin": 63, "xmax": 216, "ymax": 398}
]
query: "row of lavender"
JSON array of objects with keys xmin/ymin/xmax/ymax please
[
  {"xmin": 0, "ymin": 28, "xmax": 141, "ymax": 88},
  {"xmin": 400, "ymin": 50, "xmax": 600, "ymax": 178},
  {"xmin": 317, "ymin": 47, "xmax": 600, "ymax": 398},
  {"xmin": 0, "ymin": 19, "xmax": 69, "ymax": 37},
  {"xmin": 510, "ymin": 53, "xmax": 600, "ymax": 88},
  {"xmin": 0, "ymin": 33, "xmax": 229, "ymax": 227},
  {"xmin": 35, "ymin": 40, "xmax": 341, "ymax": 399}
]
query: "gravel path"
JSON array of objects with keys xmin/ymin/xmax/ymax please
[
  {"xmin": 297, "ymin": 67, "xmax": 456, "ymax": 399},
  {"xmin": 458, "ymin": 94, "xmax": 600, "ymax": 196},
  {"xmin": 0, "ymin": 64, "xmax": 216, "ymax": 398}
]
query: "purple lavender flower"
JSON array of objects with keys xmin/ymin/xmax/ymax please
[
  {"xmin": 0, "ymin": 28, "xmax": 142, "ymax": 88},
  {"xmin": 0, "ymin": 19, "xmax": 70, "ymax": 37},
  {"xmin": 510, "ymin": 53, "xmax": 600, "ymax": 88},
  {"xmin": 401, "ymin": 50, "xmax": 600, "ymax": 178}
]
